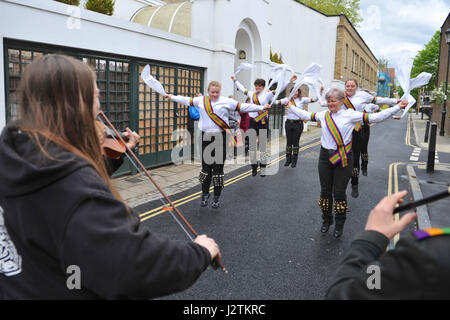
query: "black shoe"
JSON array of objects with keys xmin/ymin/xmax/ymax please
[
  {"xmin": 321, "ymin": 220, "xmax": 332, "ymax": 233},
  {"xmin": 351, "ymin": 185, "xmax": 359, "ymax": 198},
  {"xmin": 362, "ymin": 167, "xmax": 368, "ymax": 176},
  {"xmin": 200, "ymin": 194, "xmax": 210, "ymax": 207},
  {"xmin": 334, "ymin": 225, "xmax": 344, "ymax": 238},
  {"xmin": 212, "ymin": 196, "xmax": 220, "ymax": 209},
  {"xmin": 252, "ymin": 165, "xmax": 258, "ymax": 176},
  {"xmin": 284, "ymin": 159, "xmax": 292, "ymax": 167},
  {"xmin": 291, "ymin": 158, "xmax": 298, "ymax": 168}
]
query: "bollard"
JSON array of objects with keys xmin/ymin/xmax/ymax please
[
  {"xmin": 426, "ymin": 123, "xmax": 437, "ymax": 173},
  {"xmin": 424, "ymin": 120, "xmax": 430, "ymax": 143}
]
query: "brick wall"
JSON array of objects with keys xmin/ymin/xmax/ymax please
[
  {"xmin": 430, "ymin": 103, "xmax": 450, "ymax": 136},
  {"xmin": 437, "ymin": 14, "xmax": 450, "ymax": 87}
]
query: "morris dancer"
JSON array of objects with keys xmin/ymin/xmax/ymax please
[
  {"xmin": 276, "ymin": 86, "xmax": 323, "ymax": 168},
  {"xmin": 231, "ymin": 75, "xmax": 296, "ymax": 176},
  {"xmin": 167, "ymin": 81, "xmax": 269, "ymax": 208},
  {"xmin": 344, "ymin": 80, "xmax": 402, "ymax": 198},
  {"xmin": 287, "ymin": 88, "xmax": 407, "ymax": 238}
]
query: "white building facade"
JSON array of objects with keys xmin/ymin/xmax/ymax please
[{"xmin": 0, "ymin": 0, "xmax": 340, "ymax": 169}]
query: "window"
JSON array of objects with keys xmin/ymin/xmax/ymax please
[
  {"xmin": 6, "ymin": 49, "xmax": 44, "ymax": 123},
  {"xmin": 4, "ymin": 40, "xmax": 205, "ymax": 170},
  {"xmin": 137, "ymin": 64, "xmax": 202, "ymax": 155},
  {"xmin": 345, "ymin": 44, "xmax": 349, "ymax": 69}
]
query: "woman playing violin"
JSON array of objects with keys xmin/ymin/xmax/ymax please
[{"xmin": 0, "ymin": 54, "xmax": 220, "ymax": 299}]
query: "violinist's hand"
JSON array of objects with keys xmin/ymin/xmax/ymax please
[
  {"xmin": 165, "ymin": 94, "xmax": 173, "ymax": 100},
  {"xmin": 98, "ymin": 130, "xmax": 106, "ymax": 146},
  {"xmin": 393, "ymin": 116, "xmax": 401, "ymax": 120},
  {"xmin": 365, "ymin": 191, "xmax": 417, "ymax": 240},
  {"xmin": 290, "ymin": 75, "xmax": 297, "ymax": 82},
  {"xmin": 263, "ymin": 104, "xmax": 271, "ymax": 110},
  {"xmin": 320, "ymin": 86, "xmax": 325, "ymax": 94},
  {"xmin": 231, "ymin": 76, "xmax": 236, "ymax": 81},
  {"xmin": 195, "ymin": 235, "xmax": 221, "ymax": 262},
  {"xmin": 123, "ymin": 128, "xmax": 140, "ymax": 150}
]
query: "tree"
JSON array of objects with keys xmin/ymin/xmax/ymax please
[
  {"xmin": 55, "ymin": 0, "xmax": 80, "ymax": 5},
  {"xmin": 85, "ymin": 0, "xmax": 116, "ymax": 16},
  {"xmin": 411, "ymin": 30, "xmax": 440, "ymax": 92},
  {"xmin": 270, "ymin": 47, "xmax": 284, "ymax": 64},
  {"xmin": 296, "ymin": 0, "xmax": 362, "ymax": 27}
]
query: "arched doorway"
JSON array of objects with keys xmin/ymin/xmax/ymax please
[{"xmin": 234, "ymin": 19, "xmax": 262, "ymax": 101}]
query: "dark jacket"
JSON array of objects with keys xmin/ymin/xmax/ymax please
[
  {"xmin": 326, "ymin": 230, "xmax": 450, "ymax": 299},
  {"xmin": 0, "ymin": 123, "xmax": 210, "ymax": 299}
]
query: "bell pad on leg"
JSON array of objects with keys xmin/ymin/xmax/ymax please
[
  {"xmin": 199, "ymin": 171, "xmax": 209, "ymax": 184},
  {"xmin": 318, "ymin": 197, "xmax": 332, "ymax": 213},
  {"xmin": 213, "ymin": 174, "xmax": 225, "ymax": 190}
]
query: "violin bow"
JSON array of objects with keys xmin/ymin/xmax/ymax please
[{"xmin": 98, "ymin": 111, "xmax": 228, "ymax": 274}]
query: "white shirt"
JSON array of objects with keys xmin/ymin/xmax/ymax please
[
  {"xmin": 364, "ymin": 103, "xmax": 381, "ymax": 113},
  {"xmin": 289, "ymin": 105, "xmax": 401, "ymax": 150},
  {"xmin": 233, "ymin": 79, "xmax": 290, "ymax": 119},
  {"xmin": 171, "ymin": 95, "xmax": 264, "ymax": 133},
  {"xmin": 277, "ymin": 97, "xmax": 318, "ymax": 120},
  {"xmin": 345, "ymin": 90, "xmax": 398, "ymax": 112}
]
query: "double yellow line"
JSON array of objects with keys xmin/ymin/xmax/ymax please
[
  {"xmin": 387, "ymin": 117, "xmax": 424, "ymax": 247},
  {"xmin": 139, "ymin": 140, "xmax": 321, "ymax": 222},
  {"xmin": 388, "ymin": 162, "xmax": 406, "ymax": 246},
  {"xmin": 405, "ymin": 115, "xmax": 420, "ymax": 149}
]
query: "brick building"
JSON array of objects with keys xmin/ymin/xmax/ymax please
[
  {"xmin": 436, "ymin": 13, "xmax": 450, "ymax": 87},
  {"xmin": 433, "ymin": 13, "xmax": 450, "ymax": 135},
  {"xmin": 334, "ymin": 15, "xmax": 378, "ymax": 93}
]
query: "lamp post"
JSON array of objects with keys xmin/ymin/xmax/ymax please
[{"xmin": 440, "ymin": 27, "xmax": 450, "ymax": 136}]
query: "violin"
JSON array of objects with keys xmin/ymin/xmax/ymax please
[{"xmin": 95, "ymin": 120, "xmax": 128, "ymax": 159}]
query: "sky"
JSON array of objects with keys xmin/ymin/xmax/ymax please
[{"xmin": 357, "ymin": 0, "xmax": 450, "ymax": 68}]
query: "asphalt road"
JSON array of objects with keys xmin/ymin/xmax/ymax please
[{"xmin": 135, "ymin": 115, "xmax": 421, "ymax": 300}]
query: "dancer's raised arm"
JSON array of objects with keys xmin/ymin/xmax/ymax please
[{"xmin": 349, "ymin": 100, "xmax": 407, "ymax": 125}]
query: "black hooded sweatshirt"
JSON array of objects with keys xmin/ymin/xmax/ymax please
[{"xmin": 0, "ymin": 123, "xmax": 210, "ymax": 299}]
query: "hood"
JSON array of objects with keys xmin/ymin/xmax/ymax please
[{"xmin": 0, "ymin": 123, "xmax": 91, "ymax": 197}]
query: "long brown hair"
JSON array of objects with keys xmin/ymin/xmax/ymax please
[{"xmin": 17, "ymin": 54, "xmax": 122, "ymax": 200}]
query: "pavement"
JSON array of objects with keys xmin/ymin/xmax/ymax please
[
  {"xmin": 113, "ymin": 125, "xmax": 323, "ymax": 208},
  {"xmin": 409, "ymin": 113, "xmax": 450, "ymax": 229}
]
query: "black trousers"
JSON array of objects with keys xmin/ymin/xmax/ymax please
[
  {"xmin": 249, "ymin": 118, "xmax": 269, "ymax": 167},
  {"xmin": 201, "ymin": 131, "xmax": 226, "ymax": 197},
  {"xmin": 360, "ymin": 124, "xmax": 370, "ymax": 166},
  {"xmin": 351, "ymin": 124, "xmax": 370, "ymax": 185},
  {"xmin": 318, "ymin": 147, "xmax": 353, "ymax": 202},
  {"xmin": 285, "ymin": 120, "xmax": 304, "ymax": 148}
]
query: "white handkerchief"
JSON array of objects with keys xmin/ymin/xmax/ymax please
[
  {"xmin": 235, "ymin": 62, "xmax": 253, "ymax": 75},
  {"xmin": 141, "ymin": 64, "xmax": 167, "ymax": 96},
  {"xmin": 288, "ymin": 63, "xmax": 322, "ymax": 101},
  {"xmin": 396, "ymin": 52, "xmax": 431, "ymax": 118},
  {"xmin": 267, "ymin": 64, "xmax": 294, "ymax": 91},
  {"xmin": 270, "ymin": 66, "xmax": 289, "ymax": 105},
  {"xmin": 410, "ymin": 72, "xmax": 432, "ymax": 90},
  {"xmin": 400, "ymin": 94, "xmax": 417, "ymax": 118}
]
